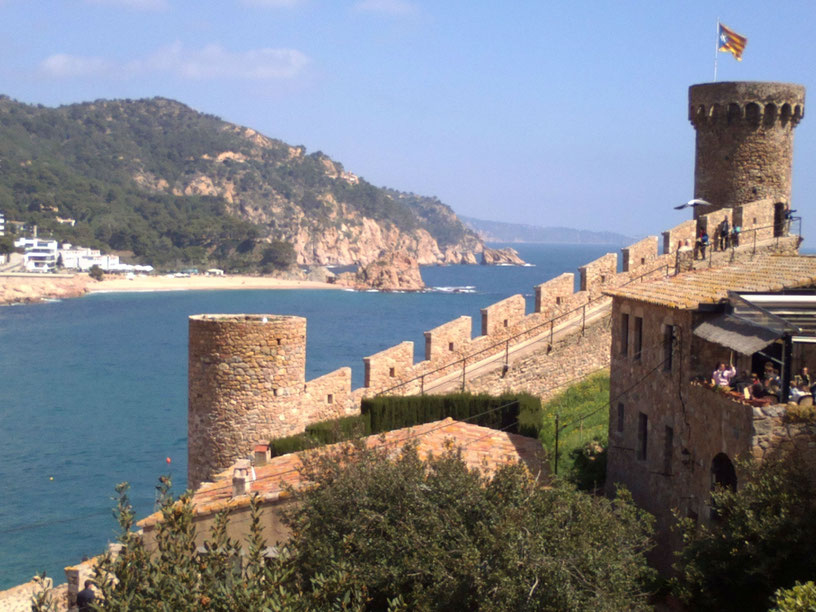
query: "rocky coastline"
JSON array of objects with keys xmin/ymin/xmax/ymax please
[{"xmin": 0, "ymin": 274, "xmax": 93, "ymax": 305}]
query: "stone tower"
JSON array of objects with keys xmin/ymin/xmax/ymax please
[
  {"xmin": 689, "ymin": 81, "xmax": 805, "ymax": 217},
  {"xmin": 187, "ymin": 314, "xmax": 307, "ymax": 488}
]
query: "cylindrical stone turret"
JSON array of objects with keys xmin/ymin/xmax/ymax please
[
  {"xmin": 689, "ymin": 81, "xmax": 805, "ymax": 217},
  {"xmin": 188, "ymin": 314, "xmax": 306, "ymax": 489}
]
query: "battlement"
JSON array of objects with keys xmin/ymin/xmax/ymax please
[
  {"xmin": 187, "ymin": 80, "xmax": 806, "ymax": 488},
  {"xmin": 689, "ymin": 81, "xmax": 805, "ymax": 128}
]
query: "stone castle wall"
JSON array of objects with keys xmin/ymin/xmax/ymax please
[{"xmin": 188, "ymin": 200, "xmax": 800, "ymax": 486}]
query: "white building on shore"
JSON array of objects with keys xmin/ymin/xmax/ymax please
[{"xmin": 14, "ymin": 237, "xmax": 59, "ymax": 272}]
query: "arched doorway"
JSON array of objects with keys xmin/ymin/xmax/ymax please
[
  {"xmin": 710, "ymin": 453, "xmax": 737, "ymax": 520},
  {"xmin": 711, "ymin": 453, "xmax": 737, "ymax": 491}
]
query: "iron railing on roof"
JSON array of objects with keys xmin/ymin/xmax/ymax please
[{"xmin": 695, "ymin": 217, "xmax": 802, "ymax": 265}]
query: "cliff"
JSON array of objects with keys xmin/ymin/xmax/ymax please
[{"xmin": 0, "ymin": 96, "xmax": 483, "ymax": 271}]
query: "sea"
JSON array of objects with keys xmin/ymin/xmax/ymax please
[{"xmin": 0, "ymin": 243, "xmax": 619, "ymax": 589}]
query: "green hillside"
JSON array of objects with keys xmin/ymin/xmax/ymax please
[{"xmin": 0, "ymin": 96, "xmax": 479, "ymax": 270}]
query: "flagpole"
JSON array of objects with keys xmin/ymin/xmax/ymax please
[{"xmin": 714, "ymin": 18, "xmax": 720, "ymax": 82}]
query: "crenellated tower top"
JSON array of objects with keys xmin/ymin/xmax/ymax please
[{"xmin": 689, "ymin": 81, "xmax": 805, "ymax": 217}]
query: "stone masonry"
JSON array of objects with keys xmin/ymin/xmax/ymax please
[
  {"xmin": 187, "ymin": 81, "xmax": 805, "ymax": 491},
  {"xmin": 690, "ymin": 81, "xmax": 805, "ymax": 215}
]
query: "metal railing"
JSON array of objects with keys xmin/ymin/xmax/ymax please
[{"xmin": 694, "ymin": 217, "xmax": 801, "ymax": 265}]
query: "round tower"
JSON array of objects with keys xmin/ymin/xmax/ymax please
[
  {"xmin": 689, "ymin": 81, "xmax": 805, "ymax": 217},
  {"xmin": 188, "ymin": 314, "xmax": 306, "ymax": 489}
]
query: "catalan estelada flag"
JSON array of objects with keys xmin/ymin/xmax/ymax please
[{"xmin": 718, "ymin": 23, "xmax": 747, "ymax": 61}]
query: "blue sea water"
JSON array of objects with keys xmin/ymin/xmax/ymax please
[{"xmin": 0, "ymin": 243, "xmax": 617, "ymax": 589}]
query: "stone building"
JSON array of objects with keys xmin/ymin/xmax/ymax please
[
  {"xmin": 604, "ymin": 79, "xmax": 812, "ymax": 567},
  {"xmin": 146, "ymin": 418, "xmax": 546, "ymax": 552},
  {"xmin": 605, "ymin": 256, "xmax": 816, "ymax": 565}
]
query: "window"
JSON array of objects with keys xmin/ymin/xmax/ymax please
[
  {"xmin": 503, "ymin": 319, "xmax": 508, "ymax": 328},
  {"xmin": 620, "ymin": 313, "xmax": 629, "ymax": 356},
  {"xmin": 448, "ymin": 342, "xmax": 455, "ymax": 352},
  {"xmin": 663, "ymin": 325, "xmax": 675, "ymax": 371},
  {"xmin": 637, "ymin": 412, "xmax": 648, "ymax": 460},
  {"xmin": 663, "ymin": 426, "xmax": 673, "ymax": 474},
  {"xmin": 389, "ymin": 367, "xmax": 396, "ymax": 377},
  {"xmin": 327, "ymin": 394, "xmax": 334, "ymax": 404},
  {"xmin": 633, "ymin": 316, "xmax": 643, "ymax": 361},
  {"xmin": 617, "ymin": 403, "xmax": 624, "ymax": 433}
]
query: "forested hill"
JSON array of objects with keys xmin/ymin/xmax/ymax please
[{"xmin": 0, "ymin": 96, "xmax": 481, "ymax": 270}]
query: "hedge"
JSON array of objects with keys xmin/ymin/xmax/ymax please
[
  {"xmin": 362, "ymin": 393, "xmax": 541, "ymax": 439},
  {"xmin": 269, "ymin": 393, "xmax": 542, "ymax": 457}
]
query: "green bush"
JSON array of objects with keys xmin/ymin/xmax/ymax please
[
  {"xmin": 362, "ymin": 392, "xmax": 542, "ymax": 438},
  {"xmin": 269, "ymin": 394, "xmax": 541, "ymax": 457},
  {"xmin": 673, "ymin": 449, "xmax": 816, "ymax": 611},
  {"xmin": 772, "ymin": 581, "xmax": 816, "ymax": 611}
]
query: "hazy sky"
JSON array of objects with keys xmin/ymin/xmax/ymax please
[{"xmin": 1, "ymin": 0, "xmax": 814, "ymax": 239}]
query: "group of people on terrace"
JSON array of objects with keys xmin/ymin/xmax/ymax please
[
  {"xmin": 711, "ymin": 360, "xmax": 815, "ymax": 405},
  {"xmin": 694, "ymin": 216, "xmax": 741, "ymax": 259}
]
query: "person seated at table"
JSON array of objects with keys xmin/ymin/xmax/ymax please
[
  {"xmin": 748, "ymin": 373, "xmax": 765, "ymax": 399},
  {"xmin": 790, "ymin": 382, "xmax": 813, "ymax": 403},
  {"xmin": 794, "ymin": 366, "xmax": 812, "ymax": 389},
  {"xmin": 712, "ymin": 361, "xmax": 736, "ymax": 387},
  {"xmin": 764, "ymin": 375, "xmax": 782, "ymax": 402},
  {"xmin": 730, "ymin": 370, "xmax": 752, "ymax": 392}
]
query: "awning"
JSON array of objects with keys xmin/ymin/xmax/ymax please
[{"xmin": 693, "ymin": 314, "xmax": 783, "ymax": 355}]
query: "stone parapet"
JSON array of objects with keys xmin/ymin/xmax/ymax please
[
  {"xmin": 480, "ymin": 294, "xmax": 526, "ymax": 337},
  {"xmin": 535, "ymin": 273, "xmax": 574, "ymax": 313},
  {"xmin": 578, "ymin": 252, "xmax": 617, "ymax": 296},
  {"xmin": 304, "ymin": 367, "xmax": 352, "ymax": 416},
  {"xmin": 622, "ymin": 236, "xmax": 658, "ymax": 273},
  {"xmin": 364, "ymin": 342, "xmax": 414, "ymax": 389},
  {"xmin": 663, "ymin": 219, "xmax": 697, "ymax": 254},
  {"xmin": 424, "ymin": 316, "xmax": 472, "ymax": 362}
]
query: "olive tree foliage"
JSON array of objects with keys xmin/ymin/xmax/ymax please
[
  {"xmin": 34, "ymin": 444, "xmax": 654, "ymax": 611},
  {"xmin": 771, "ymin": 581, "xmax": 816, "ymax": 612},
  {"xmin": 673, "ymin": 450, "xmax": 816, "ymax": 612},
  {"xmin": 87, "ymin": 478, "xmax": 375, "ymax": 611},
  {"xmin": 283, "ymin": 441, "xmax": 656, "ymax": 612}
]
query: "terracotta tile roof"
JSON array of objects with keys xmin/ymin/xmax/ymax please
[
  {"xmin": 138, "ymin": 418, "xmax": 546, "ymax": 528},
  {"xmin": 605, "ymin": 255, "xmax": 816, "ymax": 309}
]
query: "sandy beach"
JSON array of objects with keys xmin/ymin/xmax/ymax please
[
  {"xmin": 0, "ymin": 273, "xmax": 342, "ymax": 305},
  {"xmin": 89, "ymin": 274, "xmax": 341, "ymax": 294}
]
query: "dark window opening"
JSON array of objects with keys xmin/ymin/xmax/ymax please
[
  {"xmin": 327, "ymin": 394, "xmax": 333, "ymax": 404},
  {"xmin": 276, "ymin": 338, "xmax": 281, "ymax": 345},
  {"xmin": 664, "ymin": 426, "xmax": 673, "ymax": 474},
  {"xmin": 556, "ymin": 296, "xmax": 562, "ymax": 305},
  {"xmin": 664, "ymin": 325, "xmax": 675, "ymax": 371},
  {"xmin": 389, "ymin": 367, "xmax": 396, "ymax": 377},
  {"xmin": 637, "ymin": 412, "xmax": 648, "ymax": 461},
  {"xmin": 634, "ymin": 317, "xmax": 643, "ymax": 361},
  {"xmin": 620, "ymin": 313, "xmax": 629, "ymax": 356},
  {"xmin": 448, "ymin": 342, "xmax": 455, "ymax": 352},
  {"xmin": 273, "ymin": 388, "xmax": 278, "ymax": 397},
  {"xmin": 503, "ymin": 319, "xmax": 508, "ymax": 328}
]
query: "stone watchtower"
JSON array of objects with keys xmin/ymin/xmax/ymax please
[
  {"xmin": 188, "ymin": 314, "xmax": 306, "ymax": 488},
  {"xmin": 689, "ymin": 81, "xmax": 805, "ymax": 217}
]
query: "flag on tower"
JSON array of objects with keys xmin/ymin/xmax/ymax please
[{"xmin": 718, "ymin": 23, "xmax": 747, "ymax": 61}]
